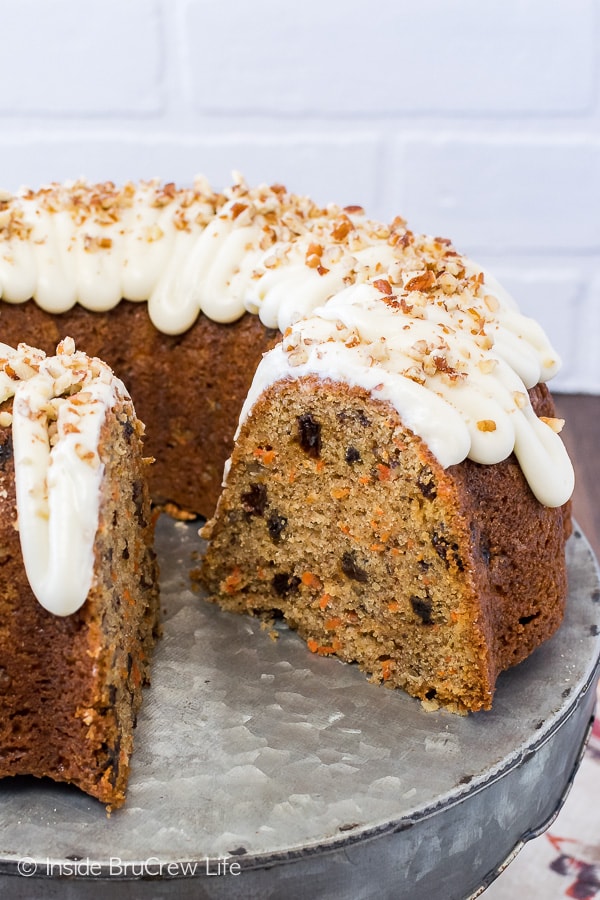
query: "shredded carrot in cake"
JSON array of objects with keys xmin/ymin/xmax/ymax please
[
  {"xmin": 307, "ymin": 638, "xmax": 338, "ymax": 656},
  {"xmin": 253, "ymin": 447, "xmax": 277, "ymax": 465},
  {"xmin": 301, "ymin": 571, "xmax": 322, "ymax": 589},
  {"xmin": 318, "ymin": 593, "xmax": 331, "ymax": 609},
  {"xmin": 222, "ymin": 567, "xmax": 242, "ymax": 593},
  {"xmin": 381, "ymin": 660, "xmax": 394, "ymax": 681}
]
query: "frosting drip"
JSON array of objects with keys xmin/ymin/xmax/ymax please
[
  {"xmin": 0, "ymin": 176, "xmax": 574, "ymax": 508},
  {"xmin": 0, "ymin": 339, "xmax": 127, "ymax": 615},
  {"xmin": 238, "ymin": 279, "xmax": 573, "ymax": 508}
]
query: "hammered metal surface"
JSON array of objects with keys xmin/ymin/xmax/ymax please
[{"xmin": 0, "ymin": 519, "xmax": 598, "ymax": 883}]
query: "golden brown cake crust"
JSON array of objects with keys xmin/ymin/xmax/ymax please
[
  {"xmin": 0, "ymin": 300, "xmax": 279, "ymax": 516},
  {"xmin": 0, "ymin": 392, "xmax": 159, "ymax": 808},
  {"xmin": 449, "ymin": 384, "xmax": 570, "ymax": 677}
]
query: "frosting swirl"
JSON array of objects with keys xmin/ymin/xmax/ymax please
[
  {"xmin": 0, "ymin": 176, "xmax": 574, "ymax": 509},
  {"xmin": 0, "ymin": 339, "xmax": 128, "ymax": 615}
]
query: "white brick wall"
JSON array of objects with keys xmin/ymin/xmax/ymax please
[
  {"xmin": 0, "ymin": 0, "xmax": 164, "ymax": 114},
  {"xmin": 0, "ymin": 0, "xmax": 598, "ymax": 392}
]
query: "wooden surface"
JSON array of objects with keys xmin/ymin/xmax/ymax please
[{"xmin": 554, "ymin": 394, "xmax": 600, "ymax": 557}]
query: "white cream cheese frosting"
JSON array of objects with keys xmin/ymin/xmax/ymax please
[
  {"xmin": 0, "ymin": 338, "xmax": 127, "ymax": 615},
  {"xmin": 238, "ymin": 279, "xmax": 573, "ymax": 508},
  {"xmin": 0, "ymin": 176, "xmax": 574, "ymax": 515}
]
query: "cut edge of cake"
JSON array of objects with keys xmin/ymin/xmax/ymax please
[{"xmin": 201, "ymin": 376, "xmax": 570, "ymax": 714}]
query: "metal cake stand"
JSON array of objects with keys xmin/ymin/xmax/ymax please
[{"xmin": 0, "ymin": 517, "xmax": 599, "ymax": 900}]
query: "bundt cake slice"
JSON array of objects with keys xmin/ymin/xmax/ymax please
[
  {"xmin": 201, "ymin": 254, "xmax": 573, "ymax": 714},
  {"xmin": 0, "ymin": 339, "xmax": 159, "ymax": 808},
  {"xmin": 201, "ymin": 377, "xmax": 569, "ymax": 713}
]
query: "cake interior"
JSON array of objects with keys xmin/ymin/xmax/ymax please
[{"xmin": 201, "ymin": 377, "xmax": 569, "ymax": 713}]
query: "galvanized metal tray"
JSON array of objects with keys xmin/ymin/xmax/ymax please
[{"xmin": 0, "ymin": 518, "xmax": 598, "ymax": 900}]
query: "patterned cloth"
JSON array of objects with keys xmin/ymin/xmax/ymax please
[{"xmin": 485, "ymin": 686, "xmax": 600, "ymax": 899}]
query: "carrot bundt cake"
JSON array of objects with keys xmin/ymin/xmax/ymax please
[
  {"xmin": 0, "ymin": 338, "xmax": 159, "ymax": 808},
  {"xmin": 0, "ymin": 175, "xmax": 574, "ymax": 733}
]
